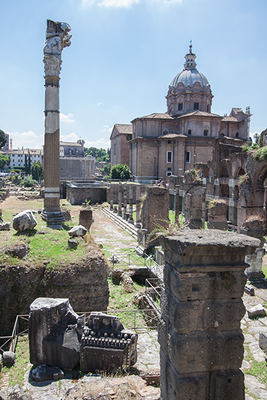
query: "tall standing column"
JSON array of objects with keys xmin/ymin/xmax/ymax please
[{"xmin": 41, "ymin": 19, "xmax": 71, "ymax": 228}]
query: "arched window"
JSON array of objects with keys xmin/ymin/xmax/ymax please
[{"xmin": 235, "ymin": 131, "xmax": 239, "ymax": 138}]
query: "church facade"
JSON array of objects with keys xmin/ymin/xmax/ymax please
[{"xmin": 111, "ymin": 45, "xmax": 251, "ymax": 182}]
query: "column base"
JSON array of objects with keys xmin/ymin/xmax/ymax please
[{"xmin": 41, "ymin": 209, "xmax": 65, "ymax": 229}]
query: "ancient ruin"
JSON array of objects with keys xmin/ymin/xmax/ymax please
[
  {"xmin": 29, "ymin": 298, "xmax": 137, "ymax": 374},
  {"xmin": 41, "ymin": 20, "xmax": 71, "ymax": 227},
  {"xmin": 159, "ymin": 230, "xmax": 259, "ymax": 400}
]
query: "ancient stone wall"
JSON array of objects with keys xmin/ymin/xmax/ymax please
[
  {"xmin": 159, "ymin": 230, "xmax": 259, "ymax": 400},
  {"xmin": 141, "ymin": 186, "xmax": 169, "ymax": 233},
  {"xmin": 66, "ymin": 186, "xmax": 107, "ymax": 205},
  {"xmin": 0, "ymin": 249, "xmax": 109, "ymax": 336},
  {"xmin": 107, "ymin": 183, "xmax": 146, "ymax": 204}
]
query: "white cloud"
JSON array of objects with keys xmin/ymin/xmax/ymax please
[
  {"xmin": 85, "ymin": 138, "xmax": 110, "ymax": 150},
  {"xmin": 83, "ymin": 0, "xmax": 181, "ymax": 6},
  {"xmin": 60, "ymin": 113, "xmax": 75, "ymax": 123},
  {"xmin": 97, "ymin": 102, "xmax": 102, "ymax": 106},
  {"xmin": 60, "ymin": 132, "xmax": 80, "ymax": 142},
  {"xmin": 7, "ymin": 131, "xmax": 43, "ymax": 150},
  {"xmin": 98, "ymin": 0, "xmax": 139, "ymax": 7},
  {"xmin": 163, "ymin": 0, "xmax": 182, "ymax": 4},
  {"xmin": 82, "ymin": 0, "xmax": 139, "ymax": 6}
]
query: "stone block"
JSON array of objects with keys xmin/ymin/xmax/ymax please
[
  {"xmin": 12, "ymin": 210, "xmax": 37, "ymax": 232},
  {"xmin": 43, "ymin": 325, "xmax": 81, "ymax": 370},
  {"xmin": 160, "ymin": 353, "xmax": 209, "ymax": 400},
  {"xmin": 259, "ymin": 332, "xmax": 267, "ymax": 354},
  {"xmin": 68, "ymin": 225, "xmax": 87, "ymax": 237},
  {"xmin": 209, "ymin": 369, "xmax": 244, "ymax": 400},
  {"xmin": 32, "ymin": 364, "xmax": 64, "ymax": 382},
  {"xmin": 160, "ymin": 230, "xmax": 260, "ymax": 271},
  {"xmin": 164, "ymin": 264, "xmax": 247, "ymax": 301},
  {"xmin": 207, "ymin": 221, "xmax": 228, "ymax": 230},
  {"xmin": 29, "ymin": 298, "xmax": 79, "ymax": 366},
  {"xmin": 2, "ymin": 351, "xmax": 15, "ymax": 368},
  {"xmin": 168, "ymin": 329, "xmax": 244, "ymax": 373},
  {"xmin": 79, "ymin": 208, "xmax": 94, "ymax": 231},
  {"xmin": 161, "ymin": 288, "xmax": 245, "ymax": 333},
  {"xmin": 157, "ymin": 317, "xmax": 169, "ymax": 355},
  {"xmin": 0, "ymin": 222, "xmax": 10, "ymax": 231},
  {"xmin": 247, "ymin": 304, "xmax": 266, "ymax": 319}
]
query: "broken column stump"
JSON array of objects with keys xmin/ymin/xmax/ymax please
[
  {"xmin": 79, "ymin": 208, "xmax": 94, "ymax": 231},
  {"xmin": 159, "ymin": 230, "xmax": 259, "ymax": 400}
]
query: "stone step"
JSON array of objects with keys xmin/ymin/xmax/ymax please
[{"xmin": 102, "ymin": 208, "xmax": 138, "ymax": 239}]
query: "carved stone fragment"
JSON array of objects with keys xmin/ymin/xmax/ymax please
[
  {"xmin": 12, "ymin": 210, "xmax": 37, "ymax": 232},
  {"xmin": 68, "ymin": 225, "xmax": 87, "ymax": 237},
  {"xmin": 29, "ymin": 298, "xmax": 137, "ymax": 374}
]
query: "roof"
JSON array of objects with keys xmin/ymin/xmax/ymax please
[
  {"xmin": 114, "ymin": 124, "xmax": 132, "ymax": 134},
  {"xmin": 177, "ymin": 111, "xmax": 221, "ymax": 119},
  {"xmin": 132, "ymin": 112, "xmax": 173, "ymax": 121},
  {"xmin": 3, "ymin": 149, "xmax": 43, "ymax": 155},
  {"xmin": 221, "ymin": 116, "xmax": 239, "ymax": 122},
  {"xmin": 170, "ymin": 69, "xmax": 210, "ymax": 89},
  {"xmin": 60, "ymin": 141, "xmax": 83, "ymax": 147}
]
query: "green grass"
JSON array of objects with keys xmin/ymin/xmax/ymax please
[
  {"xmin": 244, "ymin": 345, "xmax": 267, "ymax": 387},
  {"xmin": 0, "ymin": 201, "xmax": 92, "ymax": 267},
  {"xmin": 108, "ymin": 277, "xmax": 147, "ymax": 328},
  {"xmin": 1, "ymin": 335, "xmax": 30, "ymax": 387},
  {"xmin": 262, "ymin": 263, "xmax": 267, "ymax": 278}
]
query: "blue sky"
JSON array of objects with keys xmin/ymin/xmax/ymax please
[{"xmin": 0, "ymin": 0, "xmax": 266, "ymax": 149}]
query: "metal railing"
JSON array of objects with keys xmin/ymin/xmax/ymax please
[{"xmin": 0, "ymin": 315, "xmax": 29, "ymax": 353}]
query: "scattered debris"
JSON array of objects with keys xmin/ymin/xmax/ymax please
[{"xmin": 68, "ymin": 225, "xmax": 87, "ymax": 237}]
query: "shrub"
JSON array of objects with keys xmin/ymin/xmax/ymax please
[
  {"xmin": 253, "ymin": 146, "xmax": 267, "ymax": 162},
  {"xmin": 23, "ymin": 176, "xmax": 37, "ymax": 187},
  {"xmin": 110, "ymin": 164, "xmax": 131, "ymax": 180}
]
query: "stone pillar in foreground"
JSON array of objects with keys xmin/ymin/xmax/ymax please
[
  {"xmin": 135, "ymin": 185, "xmax": 141, "ymax": 228},
  {"xmin": 118, "ymin": 182, "xmax": 122, "ymax": 217},
  {"xmin": 128, "ymin": 185, "xmax": 134, "ymax": 224},
  {"xmin": 159, "ymin": 230, "xmax": 259, "ymax": 400},
  {"xmin": 41, "ymin": 20, "xmax": 71, "ymax": 228},
  {"xmin": 123, "ymin": 183, "xmax": 128, "ymax": 220}
]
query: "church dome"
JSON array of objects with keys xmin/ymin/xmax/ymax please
[
  {"xmin": 170, "ymin": 69, "xmax": 210, "ymax": 89},
  {"xmin": 169, "ymin": 44, "xmax": 210, "ymax": 89},
  {"xmin": 166, "ymin": 44, "xmax": 213, "ymax": 117}
]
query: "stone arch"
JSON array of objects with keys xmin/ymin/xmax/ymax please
[
  {"xmin": 219, "ymin": 165, "xmax": 229, "ymax": 178},
  {"xmin": 235, "ymin": 167, "xmax": 246, "ymax": 178}
]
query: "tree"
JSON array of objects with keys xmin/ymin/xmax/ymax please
[
  {"xmin": 84, "ymin": 147, "xmax": 110, "ymax": 162},
  {"xmin": 0, "ymin": 130, "xmax": 7, "ymax": 149},
  {"xmin": 110, "ymin": 164, "xmax": 131, "ymax": 180},
  {"xmin": 0, "ymin": 154, "xmax": 10, "ymax": 170},
  {"xmin": 31, "ymin": 161, "xmax": 44, "ymax": 180},
  {"xmin": 24, "ymin": 176, "xmax": 37, "ymax": 187},
  {"xmin": 103, "ymin": 163, "xmax": 111, "ymax": 176}
]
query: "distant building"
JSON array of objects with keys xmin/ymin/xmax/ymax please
[
  {"xmin": 110, "ymin": 124, "xmax": 132, "ymax": 167},
  {"xmin": 60, "ymin": 139, "xmax": 85, "ymax": 157},
  {"xmin": 59, "ymin": 139, "xmax": 95, "ymax": 180},
  {"xmin": 110, "ymin": 45, "xmax": 251, "ymax": 182},
  {"xmin": 1, "ymin": 148, "xmax": 43, "ymax": 169}
]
